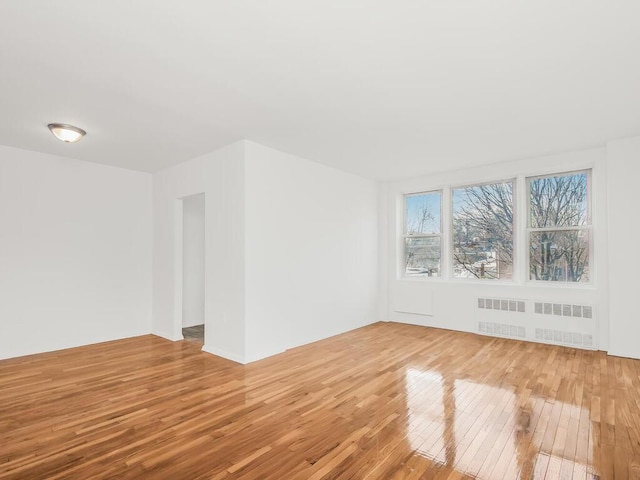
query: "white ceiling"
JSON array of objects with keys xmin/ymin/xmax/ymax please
[{"xmin": 1, "ymin": 1, "xmax": 639, "ymax": 180}]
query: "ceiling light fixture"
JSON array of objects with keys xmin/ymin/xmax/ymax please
[{"xmin": 47, "ymin": 123, "xmax": 86, "ymax": 143}]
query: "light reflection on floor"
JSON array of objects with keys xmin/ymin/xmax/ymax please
[{"xmin": 405, "ymin": 367, "xmax": 594, "ymax": 478}]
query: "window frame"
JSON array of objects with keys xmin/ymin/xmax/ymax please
[
  {"xmin": 402, "ymin": 190, "xmax": 443, "ymax": 278},
  {"xmin": 449, "ymin": 178, "xmax": 517, "ymax": 282},
  {"xmin": 526, "ymin": 169, "xmax": 593, "ymax": 284},
  {"xmin": 398, "ymin": 167, "xmax": 595, "ymax": 287}
]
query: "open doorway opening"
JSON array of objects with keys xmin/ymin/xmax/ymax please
[{"xmin": 181, "ymin": 193, "xmax": 205, "ymax": 344}]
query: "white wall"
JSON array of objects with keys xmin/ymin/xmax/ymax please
[
  {"xmin": 243, "ymin": 142, "xmax": 379, "ymax": 362},
  {"xmin": 0, "ymin": 145, "xmax": 152, "ymax": 359},
  {"xmin": 607, "ymin": 136, "xmax": 640, "ymax": 359},
  {"xmin": 182, "ymin": 193, "xmax": 205, "ymax": 328},
  {"xmin": 153, "ymin": 140, "xmax": 378, "ymax": 363},
  {"xmin": 4, "ymin": 135, "xmax": 632, "ymax": 362},
  {"xmin": 152, "ymin": 141, "xmax": 246, "ymax": 362},
  {"xmin": 382, "ymin": 147, "xmax": 609, "ymax": 351},
  {"xmin": 377, "ymin": 183, "xmax": 390, "ymax": 322}
]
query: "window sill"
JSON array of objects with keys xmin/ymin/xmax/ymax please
[{"xmin": 397, "ymin": 276, "xmax": 597, "ymax": 290}]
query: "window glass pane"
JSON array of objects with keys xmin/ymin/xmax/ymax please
[
  {"xmin": 405, "ymin": 237, "xmax": 441, "ymax": 277},
  {"xmin": 453, "ymin": 182, "xmax": 513, "ymax": 279},
  {"xmin": 529, "ymin": 172, "xmax": 588, "ymax": 228},
  {"xmin": 530, "ymin": 230, "xmax": 589, "ymax": 282},
  {"xmin": 405, "ymin": 192, "xmax": 441, "ymax": 235}
]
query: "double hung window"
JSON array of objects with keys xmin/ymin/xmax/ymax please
[
  {"xmin": 402, "ymin": 169, "xmax": 592, "ymax": 283},
  {"xmin": 452, "ymin": 181, "xmax": 514, "ymax": 280},
  {"xmin": 403, "ymin": 191, "xmax": 442, "ymax": 277},
  {"xmin": 528, "ymin": 171, "xmax": 590, "ymax": 283}
]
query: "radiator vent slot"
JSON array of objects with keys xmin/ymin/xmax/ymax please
[
  {"xmin": 479, "ymin": 322, "xmax": 526, "ymax": 339},
  {"xmin": 478, "ymin": 298, "xmax": 525, "ymax": 313},
  {"xmin": 534, "ymin": 302, "xmax": 593, "ymax": 318},
  {"xmin": 534, "ymin": 328, "xmax": 594, "ymax": 348}
]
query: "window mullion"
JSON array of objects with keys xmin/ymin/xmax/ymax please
[
  {"xmin": 516, "ymin": 175, "xmax": 527, "ymax": 284},
  {"xmin": 442, "ymin": 186, "xmax": 452, "ymax": 279}
]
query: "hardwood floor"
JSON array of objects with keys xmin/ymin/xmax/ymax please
[{"xmin": 1, "ymin": 322, "xmax": 639, "ymax": 479}]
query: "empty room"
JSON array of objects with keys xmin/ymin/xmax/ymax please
[{"xmin": 1, "ymin": 1, "xmax": 639, "ymax": 479}]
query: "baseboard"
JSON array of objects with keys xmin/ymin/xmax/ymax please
[
  {"xmin": 152, "ymin": 330, "xmax": 184, "ymax": 342},
  {"xmin": 0, "ymin": 330, "xmax": 151, "ymax": 361},
  {"xmin": 202, "ymin": 344, "xmax": 246, "ymax": 364},
  {"xmin": 607, "ymin": 349, "xmax": 640, "ymax": 360}
]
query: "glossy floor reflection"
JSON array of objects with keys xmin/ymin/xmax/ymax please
[
  {"xmin": 405, "ymin": 369, "xmax": 595, "ymax": 478},
  {"xmin": 1, "ymin": 322, "xmax": 639, "ymax": 479}
]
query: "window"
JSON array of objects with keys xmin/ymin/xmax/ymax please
[
  {"xmin": 401, "ymin": 169, "xmax": 593, "ymax": 283},
  {"xmin": 528, "ymin": 170, "xmax": 590, "ymax": 282},
  {"xmin": 404, "ymin": 191, "xmax": 441, "ymax": 277},
  {"xmin": 452, "ymin": 181, "xmax": 514, "ymax": 280}
]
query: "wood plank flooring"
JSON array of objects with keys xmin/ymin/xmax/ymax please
[{"xmin": 1, "ymin": 322, "xmax": 640, "ymax": 479}]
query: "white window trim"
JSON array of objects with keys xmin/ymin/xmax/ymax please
[
  {"xmin": 402, "ymin": 190, "xmax": 443, "ymax": 279},
  {"xmin": 449, "ymin": 178, "xmax": 516, "ymax": 282},
  {"xmin": 525, "ymin": 169, "xmax": 593, "ymax": 285},
  {"xmin": 398, "ymin": 167, "xmax": 595, "ymax": 287}
]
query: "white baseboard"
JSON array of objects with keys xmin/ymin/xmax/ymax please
[
  {"xmin": 202, "ymin": 344, "xmax": 246, "ymax": 364},
  {"xmin": 152, "ymin": 330, "xmax": 184, "ymax": 342},
  {"xmin": 607, "ymin": 349, "xmax": 640, "ymax": 360}
]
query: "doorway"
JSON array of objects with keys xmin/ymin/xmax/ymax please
[{"xmin": 181, "ymin": 193, "xmax": 205, "ymax": 344}]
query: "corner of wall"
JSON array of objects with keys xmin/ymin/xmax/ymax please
[{"xmin": 377, "ymin": 181, "xmax": 390, "ymax": 321}]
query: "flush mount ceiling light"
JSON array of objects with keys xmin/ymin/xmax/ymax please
[{"xmin": 47, "ymin": 123, "xmax": 86, "ymax": 143}]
